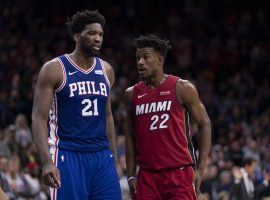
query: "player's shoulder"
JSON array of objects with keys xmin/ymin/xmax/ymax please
[
  {"xmin": 124, "ymin": 80, "xmax": 145, "ymax": 100},
  {"xmin": 98, "ymin": 58, "xmax": 113, "ymax": 71},
  {"xmin": 176, "ymin": 78, "xmax": 199, "ymax": 104},
  {"xmin": 42, "ymin": 58, "xmax": 62, "ymax": 72},
  {"xmin": 176, "ymin": 78, "xmax": 197, "ymax": 92},
  {"xmin": 97, "ymin": 58, "xmax": 115, "ymax": 86},
  {"xmin": 125, "ymin": 86, "xmax": 134, "ymax": 93},
  {"xmin": 124, "ymin": 85, "xmax": 135, "ymax": 102},
  {"xmin": 38, "ymin": 58, "xmax": 63, "ymax": 84}
]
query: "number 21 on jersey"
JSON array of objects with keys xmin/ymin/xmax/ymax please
[{"xmin": 81, "ymin": 99, "xmax": 99, "ymax": 116}]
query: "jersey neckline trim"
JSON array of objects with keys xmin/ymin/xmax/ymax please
[
  {"xmin": 143, "ymin": 74, "xmax": 171, "ymax": 91},
  {"xmin": 65, "ymin": 54, "xmax": 96, "ymax": 74}
]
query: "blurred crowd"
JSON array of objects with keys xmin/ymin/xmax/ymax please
[{"xmin": 0, "ymin": 0, "xmax": 270, "ymax": 199}]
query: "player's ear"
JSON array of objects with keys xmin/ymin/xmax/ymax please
[
  {"xmin": 159, "ymin": 56, "xmax": 164, "ymax": 65},
  {"xmin": 73, "ymin": 33, "xmax": 80, "ymax": 42}
]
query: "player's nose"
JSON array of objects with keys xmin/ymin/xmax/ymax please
[
  {"xmin": 137, "ymin": 58, "xmax": 145, "ymax": 66},
  {"xmin": 94, "ymin": 35, "xmax": 102, "ymax": 43}
]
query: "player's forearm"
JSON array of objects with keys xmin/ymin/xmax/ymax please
[
  {"xmin": 197, "ymin": 120, "xmax": 211, "ymax": 170},
  {"xmin": 106, "ymin": 115, "xmax": 118, "ymax": 165},
  {"xmin": 108, "ymin": 135, "xmax": 118, "ymax": 165},
  {"xmin": 125, "ymin": 132, "xmax": 137, "ymax": 177},
  {"xmin": 32, "ymin": 116, "xmax": 52, "ymax": 165}
]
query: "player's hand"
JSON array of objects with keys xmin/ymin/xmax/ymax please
[
  {"xmin": 42, "ymin": 162, "xmax": 61, "ymax": 188},
  {"xmin": 194, "ymin": 168, "xmax": 204, "ymax": 198},
  {"xmin": 128, "ymin": 178, "xmax": 137, "ymax": 200}
]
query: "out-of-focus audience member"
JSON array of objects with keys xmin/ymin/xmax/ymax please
[
  {"xmin": 0, "ymin": 156, "xmax": 14, "ymax": 199},
  {"xmin": 255, "ymin": 166, "xmax": 270, "ymax": 200},
  {"xmin": 218, "ymin": 191, "xmax": 229, "ymax": 200},
  {"xmin": 201, "ymin": 164, "xmax": 219, "ymax": 199},
  {"xmin": 0, "ymin": 187, "xmax": 9, "ymax": 200},
  {"xmin": 5, "ymin": 156, "xmax": 28, "ymax": 199},
  {"xmin": 230, "ymin": 157, "xmax": 257, "ymax": 200},
  {"xmin": 218, "ymin": 170, "xmax": 232, "ymax": 193},
  {"xmin": 14, "ymin": 114, "xmax": 32, "ymax": 149}
]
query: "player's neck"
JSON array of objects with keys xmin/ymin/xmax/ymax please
[
  {"xmin": 145, "ymin": 73, "xmax": 168, "ymax": 89},
  {"xmin": 70, "ymin": 50, "xmax": 95, "ymax": 70}
]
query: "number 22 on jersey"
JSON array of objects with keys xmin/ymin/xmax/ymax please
[{"xmin": 150, "ymin": 113, "xmax": 169, "ymax": 130}]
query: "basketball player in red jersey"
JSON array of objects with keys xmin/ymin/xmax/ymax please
[{"xmin": 125, "ymin": 34, "xmax": 211, "ymax": 200}]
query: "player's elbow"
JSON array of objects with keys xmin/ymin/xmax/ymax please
[
  {"xmin": 31, "ymin": 110, "xmax": 47, "ymax": 128},
  {"xmin": 204, "ymin": 118, "xmax": 211, "ymax": 127},
  {"xmin": 31, "ymin": 111, "xmax": 40, "ymax": 124},
  {"xmin": 198, "ymin": 117, "xmax": 211, "ymax": 129}
]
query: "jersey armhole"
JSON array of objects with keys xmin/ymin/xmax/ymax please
[
  {"xmin": 174, "ymin": 77, "xmax": 185, "ymax": 107},
  {"xmin": 100, "ymin": 59, "xmax": 111, "ymax": 87},
  {"xmin": 55, "ymin": 58, "xmax": 66, "ymax": 92},
  {"xmin": 131, "ymin": 84, "xmax": 139, "ymax": 108}
]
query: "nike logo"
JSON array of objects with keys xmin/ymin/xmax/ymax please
[
  {"xmin": 138, "ymin": 93, "xmax": 148, "ymax": 98},
  {"xmin": 110, "ymin": 153, "xmax": 114, "ymax": 158},
  {"xmin": 68, "ymin": 71, "xmax": 78, "ymax": 75}
]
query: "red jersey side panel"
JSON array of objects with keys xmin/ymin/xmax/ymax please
[{"xmin": 132, "ymin": 75, "xmax": 196, "ymax": 170}]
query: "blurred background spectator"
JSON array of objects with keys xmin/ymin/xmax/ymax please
[
  {"xmin": 255, "ymin": 166, "xmax": 270, "ymax": 199},
  {"xmin": 0, "ymin": 0, "xmax": 270, "ymax": 199}
]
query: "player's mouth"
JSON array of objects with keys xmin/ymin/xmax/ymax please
[
  {"xmin": 91, "ymin": 44, "xmax": 101, "ymax": 51},
  {"xmin": 138, "ymin": 67, "xmax": 147, "ymax": 74}
]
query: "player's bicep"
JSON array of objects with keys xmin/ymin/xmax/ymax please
[
  {"xmin": 124, "ymin": 87, "xmax": 135, "ymax": 135},
  {"xmin": 105, "ymin": 96, "xmax": 113, "ymax": 117},
  {"xmin": 32, "ymin": 62, "xmax": 61, "ymax": 120},
  {"xmin": 124, "ymin": 87, "xmax": 134, "ymax": 109},
  {"xmin": 188, "ymin": 100, "xmax": 209, "ymax": 126},
  {"xmin": 105, "ymin": 97, "xmax": 115, "ymax": 137},
  {"xmin": 177, "ymin": 81, "xmax": 209, "ymax": 125}
]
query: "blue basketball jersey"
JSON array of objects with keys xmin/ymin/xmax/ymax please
[{"xmin": 48, "ymin": 54, "xmax": 110, "ymax": 152}]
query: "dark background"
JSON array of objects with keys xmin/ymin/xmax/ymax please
[{"xmin": 0, "ymin": 0, "xmax": 270, "ymax": 199}]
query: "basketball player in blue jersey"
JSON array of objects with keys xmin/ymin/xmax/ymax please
[{"xmin": 32, "ymin": 10, "xmax": 121, "ymax": 200}]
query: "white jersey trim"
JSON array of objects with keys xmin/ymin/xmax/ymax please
[
  {"xmin": 65, "ymin": 54, "xmax": 96, "ymax": 74},
  {"xmin": 49, "ymin": 94, "xmax": 59, "ymax": 200},
  {"xmin": 55, "ymin": 58, "xmax": 66, "ymax": 92},
  {"xmin": 100, "ymin": 59, "xmax": 111, "ymax": 87},
  {"xmin": 48, "ymin": 93, "xmax": 60, "ymax": 147},
  {"xmin": 49, "ymin": 145, "xmax": 59, "ymax": 200}
]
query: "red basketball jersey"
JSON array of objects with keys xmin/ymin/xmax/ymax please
[{"xmin": 132, "ymin": 75, "xmax": 196, "ymax": 170}]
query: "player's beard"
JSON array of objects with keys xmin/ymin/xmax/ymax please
[
  {"xmin": 80, "ymin": 41, "xmax": 101, "ymax": 57},
  {"xmin": 139, "ymin": 70, "xmax": 156, "ymax": 85},
  {"xmin": 139, "ymin": 74, "xmax": 147, "ymax": 81},
  {"xmin": 139, "ymin": 73, "xmax": 154, "ymax": 84}
]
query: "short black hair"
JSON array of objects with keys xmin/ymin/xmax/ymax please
[
  {"xmin": 134, "ymin": 34, "xmax": 172, "ymax": 59},
  {"xmin": 66, "ymin": 10, "xmax": 105, "ymax": 36},
  {"xmin": 242, "ymin": 157, "xmax": 256, "ymax": 167}
]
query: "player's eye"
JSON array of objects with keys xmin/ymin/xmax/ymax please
[{"xmin": 88, "ymin": 32, "xmax": 96, "ymax": 35}]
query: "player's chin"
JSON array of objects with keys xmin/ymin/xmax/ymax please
[
  {"xmin": 82, "ymin": 46, "xmax": 101, "ymax": 57},
  {"xmin": 138, "ymin": 73, "xmax": 148, "ymax": 81},
  {"xmin": 90, "ymin": 49, "xmax": 101, "ymax": 56}
]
